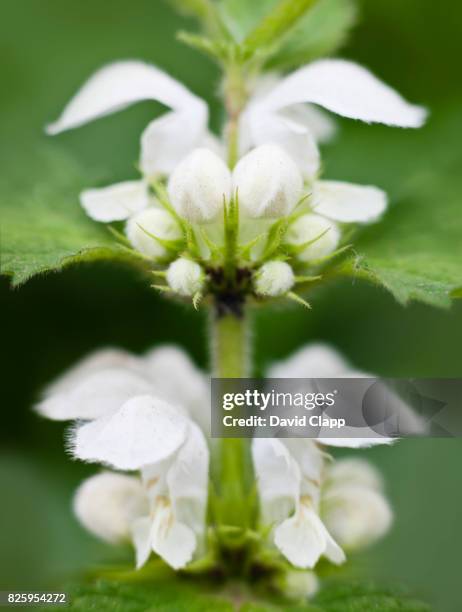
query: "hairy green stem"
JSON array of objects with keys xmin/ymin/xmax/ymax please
[{"xmin": 210, "ymin": 309, "xmax": 253, "ymax": 528}]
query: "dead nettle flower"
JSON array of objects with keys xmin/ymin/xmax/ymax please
[
  {"xmin": 252, "ymin": 438, "xmax": 392, "ymax": 569},
  {"xmin": 36, "ymin": 346, "xmax": 210, "ymax": 569},
  {"xmin": 46, "ymin": 58, "xmax": 426, "ymax": 306}
]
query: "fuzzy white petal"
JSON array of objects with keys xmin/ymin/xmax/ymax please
[
  {"xmin": 150, "ymin": 500, "xmax": 196, "ymax": 569},
  {"xmin": 286, "ymin": 213, "xmax": 340, "ymax": 261},
  {"xmin": 318, "ymin": 436, "xmax": 395, "ymax": 448},
  {"xmin": 242, "ymin": 110, "xmax": 321, "ymax": 179},
  {"xmin": 167, "ymin": 423, "xmax": 209, "ymax": 537},
  {"xmin": 80, "ymin": 181, "xmax": 149, "ymax": 222},
  {"xmin": 267, "ymin": 343, "xmax": 351, "ymax": 379},
  {"xmin": 252, "ymin": 438, "xmax": 300, "ymax": 525},
  {"xmin": 323, "ymin": 484, "xmax": 393, "ymax": 550},
  {"xmin": 233, "ymin": 144, "xmax": 304, "ymax": 218},
  {"xmin": 74, "ymin": 472, "xmax": 147, "ymax": 544},
  {"xmin": 131, "ymin": 516, "xmax": 153, "ymax": 569},
  {"xmin": 262, "ymin": 59, "xmax": 427, "ymax": 128},
  {"xmin": 167, "ymin": 148, "xmax": 231, "ymax": 223},
  {"xmin": 312, "ymin": 181, "xmax": 387, "ymax": 223},
  {"xmin": 46, "ymin": 60, "xmax": 207, "ymax": 134},
  {"xmin": 41, "ymin": 348, "xmax": 143, "ymax": 398},
  {"xmin": 274, "ymin": 505, "xmax": 345, "ymax": 569},
  {"xmin": 326, "ymin": 458, "xmax": 384, "ymax": 491},
  {"xmin": 144, "ymin": 345, "xmax": 209, "ymax": 431},
  {"xmin": 37, "ymin": 368, "xmax": 153, "ymax": 421},
  {"xmin": 254, "ymin": 261, "xmax": 295, "ymax": 296},
  {"xmin": 166, "ymin": 258, "xmax": 204, "ymax": 296},
  {"xmin": 72, "ymin": 395, "xmax": 188, "ymax": 470},
  {"xmin": 126, "ymin": 207, "xmax": 182, "ymax": 259},
  {"xmin": 281, "ymin": 104, "xmax": 336, "ymax": 143},
  {"xmin": 140, "ymin": 108, "xmax": 208, "ymax": 177}
]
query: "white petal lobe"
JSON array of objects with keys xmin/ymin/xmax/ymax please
[
  {"xmin": 262, "ymin": 59, "xmax": 427, "ymax": 128},
  {"xmin": 72, "ymin": 395, "xmax": 188, "ymax": 469},
  {"xmin": 80, "ymin": 181, "xmax": 149, "ymax": 222},
  {"xmin": 47, "ymin": 61, "xmax": 206, "ymax": 134},
  {"xmin": 312, "ymin": 181, "xmax": 387, "ymax": 223}
]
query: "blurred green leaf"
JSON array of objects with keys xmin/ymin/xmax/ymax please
[
  {"xmin": 59, "ymin": 578, "xmax": 430, "ymax": 611},
  {"xmin": 266, "ymin": 0, "xmax": 357, "ymax": 69},
  {"xmin": 219, "ymin": 0, "xmax": 356, "ymax": 66},
  {"xmin": 0, "ymin": 145, "xmax": 141, "ymax": 286}
]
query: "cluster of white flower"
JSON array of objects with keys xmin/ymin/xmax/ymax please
[
  {"xmin": 37, "ymin": 343, "xmax": 392, "ymax": 582},
  {"xmin": 47, "ymin": 58, "xmax": 425, "ymax": 304}
]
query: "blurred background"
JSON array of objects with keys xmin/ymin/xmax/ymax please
[{"xmin": 1, "ymin": 1, "xmax": 461, "ymax": 610}]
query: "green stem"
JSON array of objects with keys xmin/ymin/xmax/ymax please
[{"xmin": 210, "ymin": 308, "xmax": 253, "ymax": 529}]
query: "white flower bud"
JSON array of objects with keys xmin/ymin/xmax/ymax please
[
  {"xmin": 167, "ymin": 258, "xmax": 205, "ymax": 296},
  {"xmin": 167, "ymin": 148, "xmax": 232, "ymax": 223},
  {"xmin": 233, "ymin": 144, "xmax": 303, "ymax": 218},
  {"xmin": 286, "ymin": 213, "xmax": 340, "ymax": 261},
  {"xmin": 254, "ymin": 261, "xmax": 294, "ymax": 296},
  {"xmin": 126, "ymin": 208, "xmax": 182, "ymax": 260},
  {"xmin": 73, "ymin": 472, "xmax": 147, "ymax": 544},
  {"xmin": 322, "ymin": 484, "xmax": 393, "ymax": 551},
  {"xmin": 277, "ymin": 570, "xmax": 319, "ymax": 600}
]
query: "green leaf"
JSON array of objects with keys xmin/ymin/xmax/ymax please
[
  {"xmin": 266, "ymin": 0, "xmax": 358, "ymax": 69},
  {"xmin": 63, "ymin": 578, "xmax": 234, "ymax": 611},
  {"xmin": 323, "ymin": 107, "xmax": 462, "ymax": 308},
  {"xmin": 55, "ymin": 577, "xmax": 430, "ymax": 611},
  {"xmin": 218, "ymin": 0, "xmax": 356, "ymax": 65},
  {"xmin": 0, "ymin": 145, "xmax": 142, "ymax": 286}
]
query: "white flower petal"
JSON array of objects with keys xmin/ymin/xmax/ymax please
[
  {"xmin": 131, "ymin": 516, "xmax": 153, "ymax": 569},
  {"xmin": 281, "ymin": 440, "xmax": 323, "ymax": 501},
  {"xmin": 126, "ymin": 207, "xmax": 182, "ymax": 259},
  {"xmin": 144, "ymin": 345, "xmax": 209, "ymax": 431},
  {"xmin": 252, "ymin": 438, "xmax": 300, "ymax": 525},
  {"xmin": 267, "ymin": 343, "xmax": 351, "ymax": 379},
  {"xmin": 80, "ymin": 181, "xmax": 149, "ymax": 222},
  {"xmin": 323, "ymin": 484, "xmax": 393, "ymax": 550},
  {"xmin": 242, "ymin": 110, "xmax": 320, "ymax": 179},
  {"xmin": 37, "ymin": 368, "xmax": 153, "ymax": 421},
  {"xmin": 46, "ymin": 60, "xmax": 207, "ymax": 134},
  {"xmin": 167, "ymin": 423, "xmax": 209, "ymax": 536},
  {"xmin": 73, "ymin": 472, "xmax": 147, "ymax": 544},
  {"xmin": 40, "ymin": 348, "xmax": 143, "ymax": 397},
  {"xmin": 281, "ymin": 104, "xmax": 336, "ymax": 143},
  {"xmin": 262, "ymin": 59, "xmax": 427, "ymax": 128},
  {"xmin": 140, "ymin": 108, "xmax": 208, "ymax": 177},
  {"xmin": 326, "ymin": 458, "xmax": 384, "ymax": 491},
  {"xmin": 274, "ymin": 504, "xmax": 344, "ymax": 569},
  {"xmin": 72, "ymin": 395, "xmax": 188, "ymax": 470},
  {"xmin": 150, "ymin": 499, "xmax": 196, "ymax": 569},
  {"xmin": 312, "ymin": 181, "xmax": 387, "ymax": 223},
  {"xmin": 318, "ymin": 436, "xmax": 395, "ymax": 448},
  {"xmin": 286, "ymin": 213, "xmax": 340, "ymax": 261}
]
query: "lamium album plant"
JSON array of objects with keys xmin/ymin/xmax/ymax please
[{"xmin": 6, "ymin": 0, "xmax": 447, "ymax": 608}]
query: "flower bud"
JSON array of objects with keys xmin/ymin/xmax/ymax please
[
  {"xmin": 126, "ymin": 208, "xmax": 182, "ymax": 260},
  {"xmin": 322, "ymin": 484, "xmax": 392, "ymax": 551},
  {"xmin": 167, "ymin": 258, "xmax": 205, "ymax": 296},
  {"xmin": 167, "ymin": 148, "xmax": 231, "ymax": 223},
  {"xmin": 73, "ymin": 472, "xmax": 147, "ymax": 544},
  {"xmin": 286, "ymin": 213, "xmax": 340, "ymax": 261},
  {"xmin": 233, "ymin": 144, "xmax": 303, "ymax": 218},
  {"xmin": 254, "ymin": 261, "xmax": 294, "ymax": 296},
  {"xmin": 276, "ymin": 570, "xmax": 319, "ymax": 600}
]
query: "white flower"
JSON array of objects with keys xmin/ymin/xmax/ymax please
[
  {"xmin": 311, "ymin": 181, "xmax": 387, "ymax": 224},
  {"xmin": 73, "ymin": 421, "xmax": 208, "ymax": 570},
  {"xmin": 322, "ymin": 458, "xmax": 393, "ymax": 550},
  {"xmin": 240, "ymin": 59, "xmax": 427, "ymax": 178},
  {"xmin": 267, "ymin": 343, "xmax": 396, "ymax": 448},
  {"xmin": 37, "ymin": 345, "xmax": 210, "ymax": 569},
  {"xmin": 233, "ymin": 144, "xmax": 303, "ymax": 218},
  {"xmin": 126, "ymin": 208, "xmax": 182, "ymax": 259},
  {"xmin": 167, "ymin": 148, "xmax": 232, "ymax": 223},
  {"xmin": 166, "ymin": 258, "xmax": 205, "ymax": 296},
  {"xmin": 254, "ymin": 261, "xmax": 295, "ymax": 296},
  {"xmin": 278, "ymin": 570, "xmax": 319, "ymax": 600},
  {"xmin": 80, "ymin": 181, "xmax": 150, "ymax": 223},
  {"xmin": 286, "ymin": 214, "xmax": 340, "ymax": 261},
  {"xmin": 252, "ymin": 438, "xmax": 345, "ymax": 569},
  {"xmin": 46, "ymin": 60, "xmax": 211, "ymax": 176}
]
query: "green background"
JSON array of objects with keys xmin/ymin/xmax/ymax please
[{"xmin": 1, "ymin": 1, "xmax": 461, "ymax": 610}]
